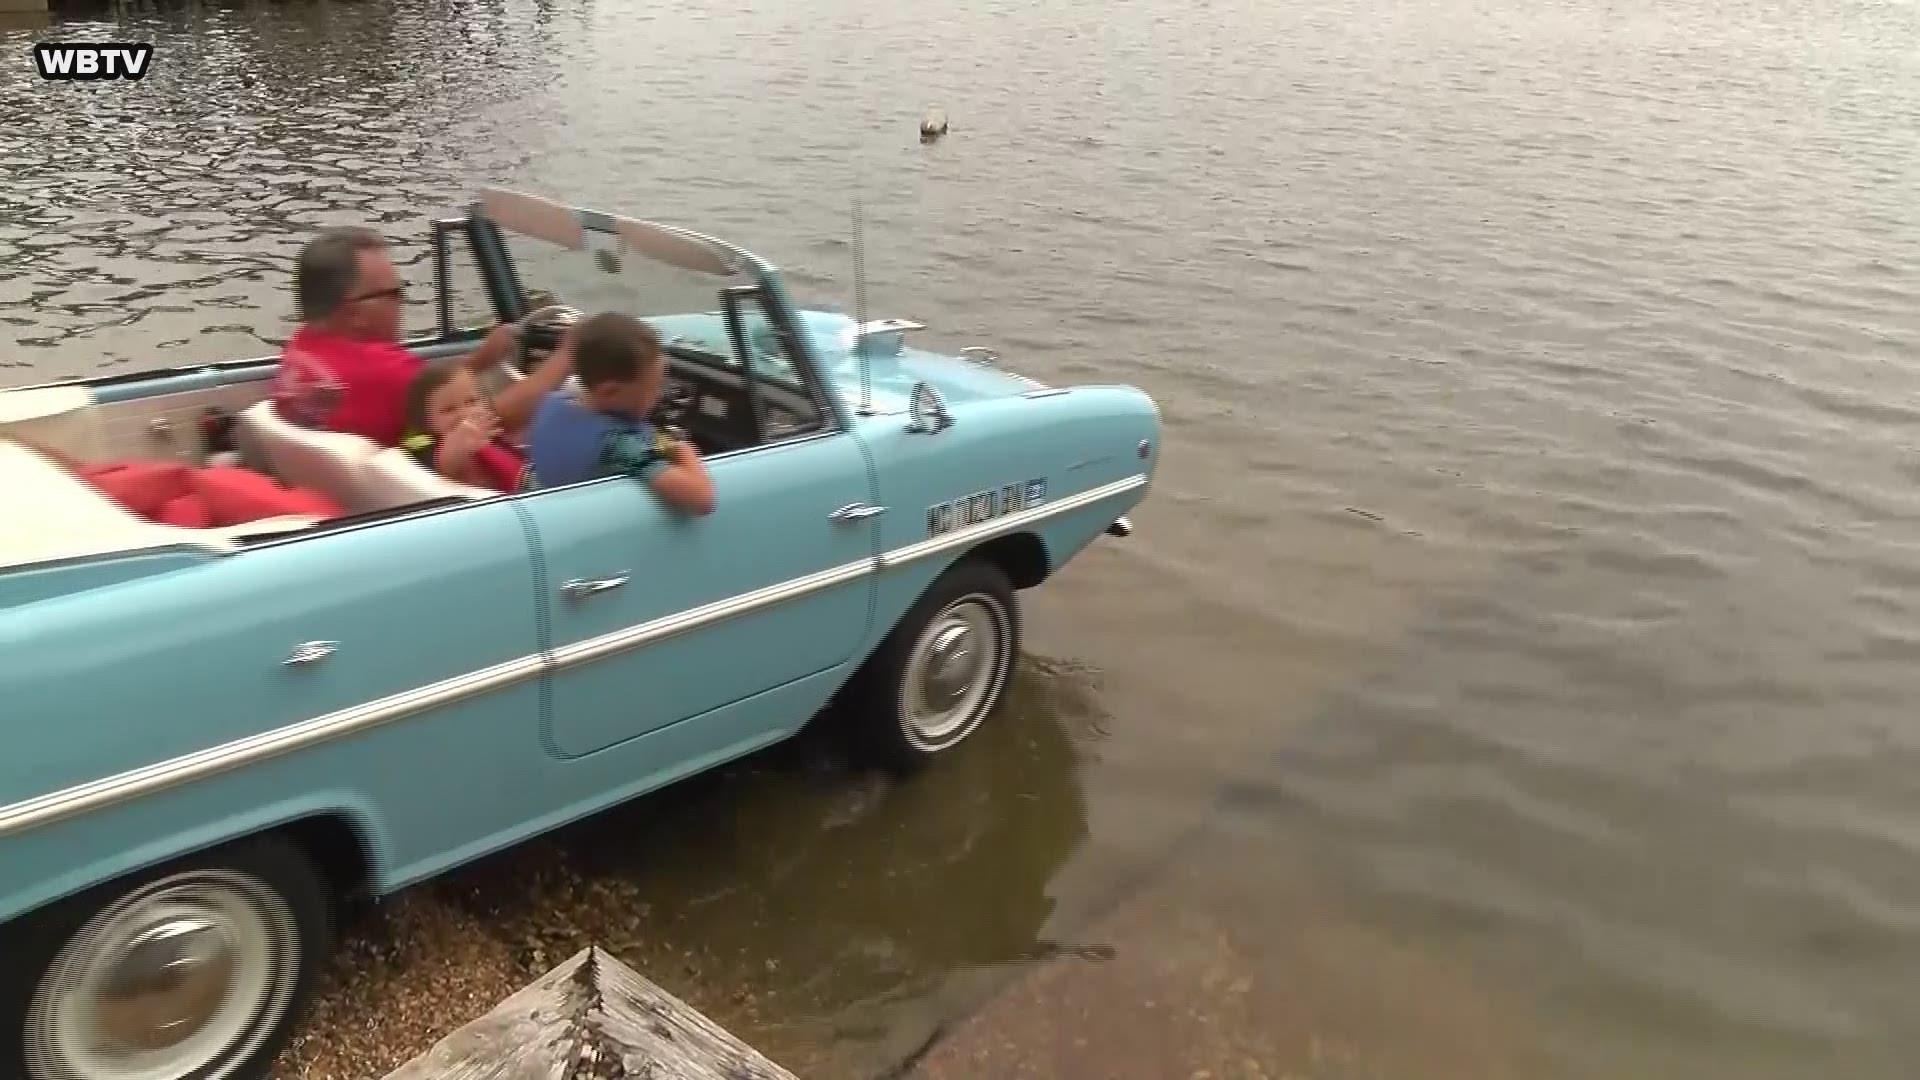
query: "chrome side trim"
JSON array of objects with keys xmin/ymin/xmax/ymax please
[
  {"xmin": 548, "ymin": 558, "xmax": 873, "ymax": 671},
  {"xmin": 0, "ymin": 655, "xmax": 546, "ymax": 839},
  {"xmin": 0, "ymin": 472, "xmax": 1149, "ymax": 839},
  {"xmin": 880, "ymin": 474, "xmax": 1148, "ymax": 570}
]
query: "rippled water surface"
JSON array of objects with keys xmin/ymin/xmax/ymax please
[{"xmin": 7, "ymin": 0, "xmax": 1920, "ymax": 1076}]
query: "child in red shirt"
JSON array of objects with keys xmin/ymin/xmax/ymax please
[{"xmin": 398, "ymin": 361, "xmax": 529, "ymax": 493}]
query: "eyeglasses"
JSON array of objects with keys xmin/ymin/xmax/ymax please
[{"xmin": 349, "ymin": 284, "xmax": 405, "ymax": 303}]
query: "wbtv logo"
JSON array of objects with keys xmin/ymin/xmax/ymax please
[{"xmin": 33, "ymin": 42, "xmax": 153, "ymax": 81}]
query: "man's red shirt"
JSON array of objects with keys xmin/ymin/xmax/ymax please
[{"xmin": 272, "ymin": 325, "xmax": 424, "ymax": 446}]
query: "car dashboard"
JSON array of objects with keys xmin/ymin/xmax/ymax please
[{"xmin": 656, "ymin": 352, "xmax": 820, "ymax": 456}]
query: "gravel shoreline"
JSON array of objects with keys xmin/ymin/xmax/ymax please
[
  {"xmin": 275, "ymin": 887, "xmax": 531, "ymax": 1080},
  {"xmin": 272, "ymin": 839, "xmax": 773, "ymax": 1079}
]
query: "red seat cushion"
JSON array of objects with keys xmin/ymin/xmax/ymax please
[
  {"xmin": 78, "ymin": 459, "xmax": 193, "ymax": 519},
  {"xmin": 156, "ymin": 493, "xmax": 214, "ymax": 529},
  {"xmin": 189, "ymin": 466, "xmax": 342, "ymax": 526}
]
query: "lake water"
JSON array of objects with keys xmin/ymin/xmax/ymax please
[{"xmin": 5, "ymin": 0, "xmax": 1920, "ymax": 1076}]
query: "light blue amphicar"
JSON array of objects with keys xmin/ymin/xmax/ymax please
[{"xmin": 0, "ymin": 189, "xmax": 1156, "ymax": 1080}]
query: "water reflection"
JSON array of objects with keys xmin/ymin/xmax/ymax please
[
  {"xmin": 404, "ymin": 656, "xmax": 1099, "ymax": 1075},
  {"xmin": 1259, "ymin": 555, "xmax": 1920, "ymax": 1080},
  {"xmin": 0, "ymin": 0, "xmax": 571, "ymax": 374}
]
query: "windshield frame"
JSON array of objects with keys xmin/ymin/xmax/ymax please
[{"xmin": 463, "ymin": 188, "xmax": 847, "ymax": 432}]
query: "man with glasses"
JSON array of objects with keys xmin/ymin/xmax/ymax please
[{"xmin": 273, "ymin": 226, "xmax": 572, "ymax": 447}]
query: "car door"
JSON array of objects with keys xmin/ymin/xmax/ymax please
[
  {"xmin": 519, "ymin": 426, "xmax": 877, "ymax": 760},
  {"xmin": 0, "ymin": 501, "xmax": 546, "ymax": 911}
]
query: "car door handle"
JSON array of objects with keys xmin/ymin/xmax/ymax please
[
  {"xmin": 284, "ymin": 641, "xmax": 338, "ymax": 666},
  {"xmin": 561, "ymin": 574, "xmax": 631, "ymax": 601},
  {"xmin": 829, "ymin": 503, "xmax": 887, "ymax": 523}
]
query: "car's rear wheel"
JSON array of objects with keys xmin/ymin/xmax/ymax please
[
  {"xmin": 848, "ymin": 558, "xmax": 1020, "ymax": 770},
  {"xmin": 1, "ymin": 835, "xmax": 331, "ymax": 1080}
]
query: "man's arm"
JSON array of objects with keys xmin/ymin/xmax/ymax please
[
  {"xmin": 468, "ymin": 322, "xmax": 574, "ymax": 435},
  {"xmin": 462, "ymin": 321, "xmax": 520, "ymax": 374}
]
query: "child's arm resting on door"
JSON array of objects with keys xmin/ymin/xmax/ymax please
[{"xmin": 604, "ymin": 428, "xmax": 715, "ymax": 516}]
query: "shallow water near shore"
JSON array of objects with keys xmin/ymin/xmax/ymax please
[{"xmin": 8, "ymin": 0, "xmax": 1920, "ymax": 1075}]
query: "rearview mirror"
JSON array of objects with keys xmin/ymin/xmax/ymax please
[{"xmin": 906, "ymin": 382, "xmax": 952, "ymax": 434}]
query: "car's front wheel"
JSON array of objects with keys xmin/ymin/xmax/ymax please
[
  {"xmin": 848, "ymin": 557, "xmax": 1020, "ymax": 770},
  {"xmin": 1, "ymin": 834, "xmax": 331, "ymax": 1080}
]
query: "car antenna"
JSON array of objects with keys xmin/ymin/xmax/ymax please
[{"xmin": 851, "ymin": 194, "xmax": 874, "ymax": 416}]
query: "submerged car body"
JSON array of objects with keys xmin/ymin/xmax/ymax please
[{"xmin": 0, "ymin": 189, "xmax": 1155, "ymax": 1080}]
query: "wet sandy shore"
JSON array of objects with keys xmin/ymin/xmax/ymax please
[{"xmin": 901, "ymin": 836, "xmax": 1541, "ymax": 1080}]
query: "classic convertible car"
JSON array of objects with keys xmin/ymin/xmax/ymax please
[{"xmin": 0, "ymin": 189, "xmax": 1155, "ymax": 1080}]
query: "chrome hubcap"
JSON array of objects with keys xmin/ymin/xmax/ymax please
[
  {"xmin": 922, "ymin": 623, "xmax": 981, "ymax": 710},
  {"xmin": 901, "ymin": 594, "xmax": 1009, "ymax": 750},
  {"xmin": 26, "ymin": 871, "xmax": 299, "ymax": 1080},
  {"xmin": 95, "ymin": 918, "xmax": 235, "ymax": 1054}
]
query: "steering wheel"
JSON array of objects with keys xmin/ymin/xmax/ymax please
[
  {"xmin": 510, "ymin": 302, "xmax": 584, "ymax": 376},
  {"xmin": 651, "ymin": 381, "xmax": 696, "ymax": 442}
]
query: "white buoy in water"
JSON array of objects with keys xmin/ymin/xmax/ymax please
[{"xmin": 919, "ymin": 107, "xmax": 948, "ymax": 144}]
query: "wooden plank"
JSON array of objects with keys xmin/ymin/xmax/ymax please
[
  {"xmin": 380, "ymin": 946, "xmax": 798, "ymax": 1080},
  {"xmin": 377, "ymin": 950, "xmax": 581, "ymax": 1080}
]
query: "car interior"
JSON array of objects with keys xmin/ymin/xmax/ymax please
[
  {"xmin": 232, "ymin": 337, "xmax": 825, "ymax": 518},
  {"xmin": 0, "ymin": 193, "xmax": 837, "ymax": 569},
  {"xmin": 0, "ymin": 311, "xmax": 831, "ymax": 570},
  {"xmin": 651, "ymin": 344, "xmax": 829, "ymax": 454}
]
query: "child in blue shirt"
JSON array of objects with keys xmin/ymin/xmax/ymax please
[{"xmin": 524, "ymin": 312, "xmax": 715, "ymax": 515}]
